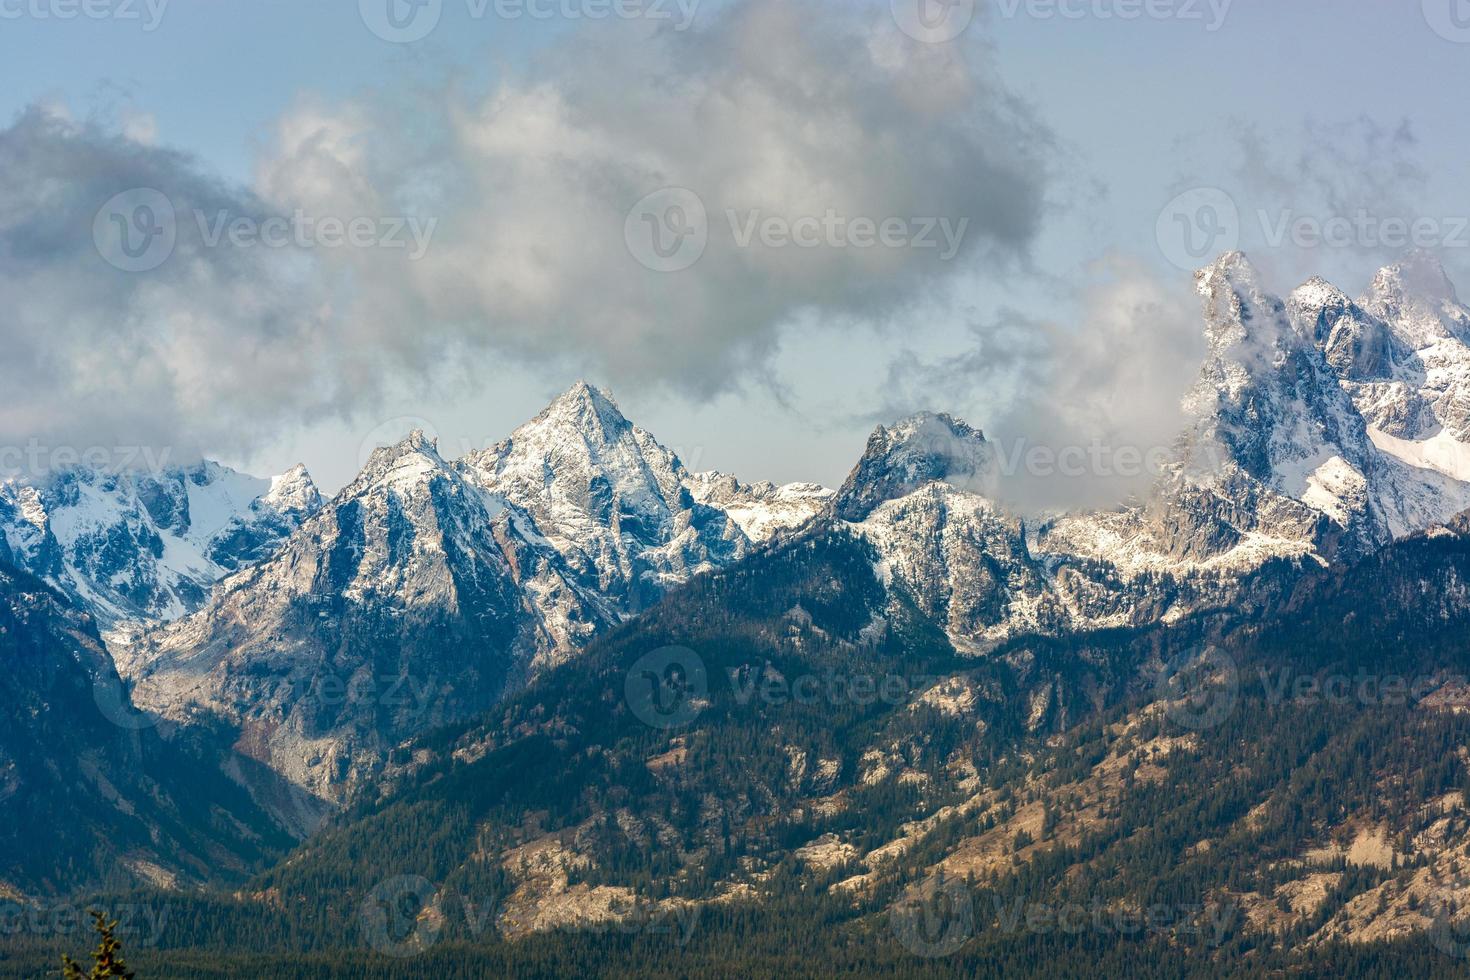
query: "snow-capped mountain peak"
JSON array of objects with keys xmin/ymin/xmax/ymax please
[
  {"xmin": 1193, "ymin": 250, "xmax": 1301, "ymax": 357},
  {"xmin": 833, "ymin": 412, "xmax": 997, "ymax": 521},
  {"xmin": 347, "ymin": 428, "xmax": 456, "ymax": 500},
  {"xmin": 0, "ymin": 460, "xmax": 323, "ymax": 625},
  {"xmin": 1361, "ymin": 251, "xmax": 1470, "ymax": 349},
  {"xmin": 540, "ymin": 381, "xmax": 633, "ymax": 444},
  {"xmin": 264, "ymin": 463, "xmax": 325, "ymax": 514}
]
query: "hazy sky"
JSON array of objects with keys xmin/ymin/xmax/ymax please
[{"xmin": 3, "ymin": 0, "xmax": 1469, "ymax": 499}]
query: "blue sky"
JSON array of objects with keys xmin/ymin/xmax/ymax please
[{"xmin": 3, "ymin": 0, "xmax": 1468, "ymax": 495}]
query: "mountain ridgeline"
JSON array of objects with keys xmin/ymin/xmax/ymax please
[{"xmin": 8, "ymin": 252, "xmax": 1470, "ymax": 975}]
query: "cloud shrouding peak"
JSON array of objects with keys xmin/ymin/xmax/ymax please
[{"xmin": 0, "ymin": 0, "xmax": 1053, "ymax": 467}]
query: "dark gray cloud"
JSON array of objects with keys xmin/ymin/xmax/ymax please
[{"xmin": 0, "ymin": 106, "xmax": 345, "ymax": 464}]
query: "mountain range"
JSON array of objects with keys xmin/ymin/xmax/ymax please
[{"xmin": 8, "ymin": 251, "xmax": 1470, "ymax": 971}]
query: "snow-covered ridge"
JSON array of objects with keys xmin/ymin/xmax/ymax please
[
  {"xmin": 0, "ymin": 459, "xmax": 321, "ymax": 625},
  {"xmin": 824, "ymin": 251, "xmax": 1470, "ymax": 653},
  {"xmin": 117, "ymin": 384, "xmax": 836, "ymax": 801},
  {"xmin": 83, "ymin": 252, "xmax": 1470, "ymax": 801}
]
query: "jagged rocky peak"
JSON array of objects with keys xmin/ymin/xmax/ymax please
[
  {"xmin": 1287, "ymin": 276, "xmax": 1402, "ymax": 380},
  {"xmin": 1193, "ymin": 251, "xmax": 1298, "ymax": 355},
  {"xmin": 464, "ymin": 381, "xmax": 702, "ymax": 551},
  {"xmin": 347, "ymin": 428, "xmax": 454, "ymax": 499},
  {"xmin": 262, "ymin": 463, "xmax": 323, "ymax": 514},
  {"xmin": 833, "ymin": 412, "xmax": 997, "ymax": 522},
  {"xmin": 471, "ymin": 382, "xmax": 647, "ymax": 483},
  {"xmin": 543, "ymin": 380, "xmax": 634, "ymax": 443},
  {"xmin": 1361, "ymin": 251, "xmax": 1470, "ymax": 348},
  {"xmin": 1287, "ymin": 276, "xmax": 1356, "ymax": 344}
]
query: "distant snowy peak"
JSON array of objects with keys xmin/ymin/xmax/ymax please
[
  {"xmin": 1360, "ymin": 251, "xmax": 1470, "ymax": 349},
  {"xmin": 1193, "ymin": 250, "xmax": 1298, "ymax": 356},
  {"xmin": 833, "ymin": 412, "xmax": 997, "ymax": 522},
  {"xmin": 466, "ymin": 382, "xmax": 685, "ymax": 516},
  {"xmin": 686, "ymin": 472, "xmax": 833, "ymax": 542},
  {"xmin": 262, "ymin": 463, "xmax": 323, "ymax": 515},
  {"xmin": 346, "ymin": 428, "xmax": 457, "ymax": 502},
  {"xmin": 1288, "ymin": 278, "xmax": 1407, "ymax": 383},
  {"xmin": 0, "ymin": 460, "xmax": 321, "ymax": 625}
]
